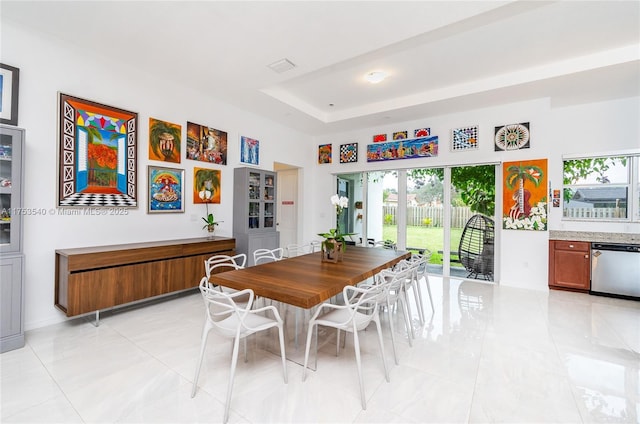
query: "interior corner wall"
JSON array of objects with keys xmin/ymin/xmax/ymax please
[
  {"xmin": 310, "ymin": 96, "xmax": 640, "ymax": 292},
  {"xmin": 1, "ymin": 21, "xmax": 315, "ymax": 330}
]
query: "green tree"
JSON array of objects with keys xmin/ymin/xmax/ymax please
[{"xmin": 409, "ymin": 166, "xmax": 495, "ymax": 215}]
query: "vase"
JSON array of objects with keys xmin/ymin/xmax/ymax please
[
  {"xmin": 206, "ymin": 225, "xmax": 216, "ymax": 239},
  {"xmin": 321, "ymin": 239, "xmax": 343, "ymax": 263}
]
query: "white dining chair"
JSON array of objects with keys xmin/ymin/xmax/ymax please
[
  {"xmin": 375, "ymin": 266, "xmax": 416, "ymax": 365},
  {"xmin": 302, "ymin": 282, "xmax": 389, "ymax": 410},
  {"xmin": 204, "ymin": 254, "xmax": 249, "ymax": 304},
  {"xmin": 285, "ymin": 243, "xmax": 313, "ymax": 257},
  {"xmin": 253, "ymin": 247, "xmax": 284, "ymax": 265},
  {"xmin": 405, "ymin": 251, "xmax": 434, "ymax": 317},
  {"xmin": 191, "ymin": 277, "xmax": 287, "ymax": 424}
]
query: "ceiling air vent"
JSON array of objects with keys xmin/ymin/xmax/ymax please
[{"xmin": 268, "ymin": 58, "xmax": 296, "ymax": 74}]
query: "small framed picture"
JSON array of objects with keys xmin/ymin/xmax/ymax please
[
  {"xmin": 318, "ymin": 144, "xmax": 332, "ymax": 164},
  {"xmin": 451, "ymin": 125, "xmax": 479, "ymax": 151},
  {"xmin": 148, "ymin": 166, "xmax": 184, "ymax": 213},
  {"xmin": 240, "ymin": 135, "xmax": 259, "ymax": 166},
  {"xmin": 339, "ymin": 142, "xmax": 358, "ymax": 163},
  {"xmin": 0, "ymin": 63, "xmax": 19, "ymax": 126}
]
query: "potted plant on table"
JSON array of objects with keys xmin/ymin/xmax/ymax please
[
  {"xmin": 199, "ymin": 186, "xmax": 222, "ymax": 238},
  {"xmin": 318, "ymin": 194, "xmax": 354, "ymax": 262}
]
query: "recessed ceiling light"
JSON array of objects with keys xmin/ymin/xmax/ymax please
[{"xmin": 365, "ymin": 71, "xmax": 387, "ymax": 84}]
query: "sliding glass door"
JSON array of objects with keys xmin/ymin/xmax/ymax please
[{"xmin": 336, "ymin": 163, "xmax": 496, "ymax": 282}]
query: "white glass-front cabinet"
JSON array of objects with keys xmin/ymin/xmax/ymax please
[
  {"xmin": 233, "ymin": 167, "xmax": 279, "ymax": 266},
  {"xmin": 0, "ymin": 125, "xmax": 25, "ymax": 353}
]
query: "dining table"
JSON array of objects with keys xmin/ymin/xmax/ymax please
[
  {"xmin": 208, "ymin": 245, "xmax": 411, "ymax": 309},
  {"xmin": 208, "ymin": 245, "xmax": 411, "ymax": 368}
]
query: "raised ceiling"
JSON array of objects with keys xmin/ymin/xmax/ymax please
[{"xmin": 2, "ymin": 1, "xmax": 639, "ymax": 136}]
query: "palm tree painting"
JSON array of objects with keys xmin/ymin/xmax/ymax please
[
  {"xmin": 503, "ymin": 159, "xmax": 548, "ymax": 230},
  {"xmin": 193, "ymin": 167, "xmax": 221, "ymax": 204},
  {"xmin": 149, "ymin": 118, "xmax": 181, "ymax": 163}
]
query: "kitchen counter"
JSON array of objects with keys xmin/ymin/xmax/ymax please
[{"xmin": 549, "ymin": 231, "xmax": 639, "ymax": 244}]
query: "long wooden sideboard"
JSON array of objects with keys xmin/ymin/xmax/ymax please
[{"xmin": 55, "ymin": 237, "xmax": 235, "ymax": 317}]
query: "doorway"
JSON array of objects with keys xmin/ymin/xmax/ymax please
[{"xmin": 275, "ymin": 163, "xmax": 299, "ymax": 249}]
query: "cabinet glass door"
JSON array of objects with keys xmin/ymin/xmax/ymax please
[
  {"xmin": 248, "ymin": 172, "xmax": 261, "ymax": 229},
  {"xmin": 263, "ymin": 173, "xmax": 275, "ymax": 229},
  {"xmin": 0, "ymin": 134, "xmax": 14, "ymax": 248}
]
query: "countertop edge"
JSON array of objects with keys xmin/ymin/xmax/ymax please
[{"xmin": 549, "ymin": 231, "xmax": 639, "ymax": 244}]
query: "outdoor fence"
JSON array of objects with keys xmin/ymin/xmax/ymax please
[
  {"xmin": 563, "ymin": 207, "xmax": 626, "ymax": 219},
  {"xmin": 383, "ymin": 205, "xmax": 473, "ymax": 228}
]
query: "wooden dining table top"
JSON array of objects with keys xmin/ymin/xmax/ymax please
[{"xmin": 209, "ymin": 246, "xmax": 411, "ymax": 309}]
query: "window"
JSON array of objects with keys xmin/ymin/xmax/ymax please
[{"xmin": 563, "ymin": 154, "xmax": 639, "ymax": 221}]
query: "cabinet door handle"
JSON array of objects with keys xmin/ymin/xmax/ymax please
[
  {"xmin": 569, "ymin": 244, "xmax": 574, "ymax": 248},
  {"xmin": 584, "ymin": 254, "xmax": 589, "ymax": 258}
]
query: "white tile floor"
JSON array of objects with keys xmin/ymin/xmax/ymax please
[{"xmin": 2, "ymin": 276, "xmax": 639, "ymax": 423}]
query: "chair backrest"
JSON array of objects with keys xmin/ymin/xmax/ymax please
[
  {"xmin": 309, "ymin": 240, "xmax": 322, "ymax": 252},
  {"xmin": 285, "ymin": 243, "xmax": 313, "ymax": 257},
  {"xmin": 204, "ymin": 254, "xmax": 246, "ymax": 278},
  {"xmin": 371, "ymin": 240, "xmax": 397, "ymax": 250},
  {"xmin": 198, "ymin": 277, "xmax": 255, "ymax": 334},
  {"xmin": 341, "ymin": 283, "xmax": 385, "ymax": 328},
  {"xmin": 253, "ymin": 247, "xmax": 284, "ymax": 265},
  {"xmin": 376, "ymin": 267, "xmax": 413, "ymax": 301}
]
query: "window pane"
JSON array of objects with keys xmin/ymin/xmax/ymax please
[{"xmin": 563, "ymin": 156, "xmax": 630, "ymax": 220}]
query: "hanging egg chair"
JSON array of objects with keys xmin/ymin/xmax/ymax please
[{"xmin": 458, "ymin": 214, "xmax": 494, "ymax": 280}]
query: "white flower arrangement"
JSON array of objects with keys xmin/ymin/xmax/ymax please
[{"xmin": 503, "ymin": 201, "xmax": 547, "ymax": 231}]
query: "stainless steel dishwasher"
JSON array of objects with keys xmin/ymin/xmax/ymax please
[{"xmin": 591, "ymin": 242, "xmax": 640, "ymax": 299}]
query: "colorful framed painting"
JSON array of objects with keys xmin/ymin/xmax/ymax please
[
  {"xmin": 393, "ymin": 131, "xmax": 408, "ymax": 140},
  {"xmin": 495, "ymin": 122, "xmax": 530, "ymax": 151},
  {"xmin": 57, "ymin": 93, "xmax": 138, "ymax": 207},
  {"xmin": 502, "ymin": 158, "xmax": 548, "ymax": 231},
  {"xmin": 318, "ymin": 143, "xmax": 332, "ymax": 164},
  {"xmin": 240, "ymin": 135, "xmax": 259, "ymax": 166},
  {"xmin": 194, "ymin": 167, "xmax": 221, "ymax": 204},
  {"xmin": 367, "ymin": 136, "xmax": 438, "ymax": 162},
  {"xmin": 452, "ymin": 125, "xmax": 479, "ymax": 151},
  {"xmin": 373, "ymin": 134, "xmax": 387, "ymax": 143},
  {"xmin": 0, "ymin": 63, "xmax": 19, "ymax": 126},
  {"xmin": 149, "ymin": 118, "xmax": 181, "ymax": 163},
  {"xmin": 147, "ymin": 166, "xmax": 184, "ymax": 213},
  {"xmin": 339, "ymin": 143, "xmax": 358, "ymax": 164},
  {"xmin": 186, "ymin": 122, "xmax": 227, "ymax": 165},
  {"xmin": 414, "ymin": 128, "xmax": 430, "ymax": 137}
]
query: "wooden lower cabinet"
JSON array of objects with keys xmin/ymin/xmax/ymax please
[
  {"xmin": 55, "ymin": 237, "xmax": 235, "ymax": 317},
  {"xmin": 548, "ymin": 240, "xmax": 591, "ymax": 292}
]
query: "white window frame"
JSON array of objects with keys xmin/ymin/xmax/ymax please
[{"xmin": 562, "ymin": 150, "xmax": 640, "ymax": 223}]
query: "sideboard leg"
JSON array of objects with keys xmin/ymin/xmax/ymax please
[{"xmin": 91, "ymin": 310, "xmax": 100, "ymax": 327}]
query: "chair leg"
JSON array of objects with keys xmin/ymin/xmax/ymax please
[
  {"xmin": 412, "ymin": 277, "xmax": 426, "ymax": 325},
  {"xmin": 224, "ymin": 335, "xmax": 241, "ymax": 424},
  {"xmin": 424, "ymin": 274, "xmax": 434, "ymax": 313},
  {"xmin": 386, "ymin": 304, "xmax": 399, "ymax": 365},
  {"xmin": 191, "ymin": 325, "xmax": 210, "ymax": 398},
  {"xmin": 352, "ymin": 329, "xmax": 366, "ymax": 410},
  {"xmin": 277, "ymin": 324, "xmax": 288, "ymax": 384},
  {"xmin": 302, "ymin": 321, "xmax": 316, "ymax": 382},
  {"xmin": 400, "ymin": 293, "xmax": 414, "ymax": 346},
  {"xmin": 243, "ymin": 337, "xmax": 248, "ymax": 363},
  {"xmin": 373, "ymin": 315, "xmax": 390, "ymax": 382},
  {"xmin": 336, "ymin": 329, "xmax": 340, "ymax": 356}
]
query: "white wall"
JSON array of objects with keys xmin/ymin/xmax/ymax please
[
  {"xmin": 311, "ymin": 96, "xmax": 640, "ymax": 291},
  {"xmin": 1, "ymin": 22, "xmax": 315, "ymax": 330}
]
